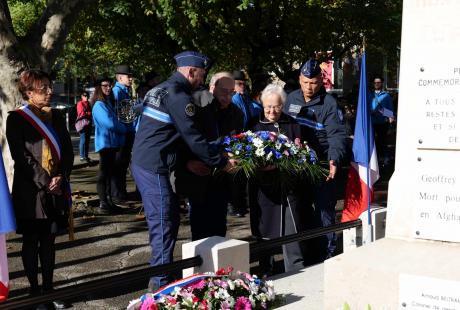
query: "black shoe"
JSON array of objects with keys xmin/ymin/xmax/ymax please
[
  {"xmin": 95, "ymin": 204, "xmax": 112, "ymax": 215},
  {"xmin": 53, "ymin": 300, "xmax": 70, "ymax": 309},
  {"xmin": 84, "ymin": 157, "xmax": 92, "ymax": 163}
]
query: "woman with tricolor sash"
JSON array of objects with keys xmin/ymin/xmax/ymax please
[{"xmin": 6, "ymin": 69, "xmax": 74, "ymax": 310}]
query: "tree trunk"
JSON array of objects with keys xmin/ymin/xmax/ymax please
[{"xmin": 0, "ymin": 0, "xmax": 96, "ymax": 184}]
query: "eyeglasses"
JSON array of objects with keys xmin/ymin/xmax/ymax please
[
  {"xmin": 101, "ymin": 84, "xmax": 112, "ymax": 88},
  {"xmin": 264, "ymin": 106, "xmax": 282, "ymax": 112},
  {"xmin": 35, "ymin": 84, "xmax": 53, "ymax": 94}
]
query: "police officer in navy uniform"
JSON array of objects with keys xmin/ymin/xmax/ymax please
[
  {"xmin": 283, "ymin": 59, "xmax": 347, "ymax": 263},
  {"xmin": 131, "ymin": 51, "xmax": 235, "ymax": 291}
]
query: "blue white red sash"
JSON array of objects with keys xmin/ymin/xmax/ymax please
[
  {"xmin": 15, "ymin": 104, "xmax": 61, "ymax": 161},
  {"xmin": 149, "ymin": 273, "xmax": 218, "ymax": 300}
]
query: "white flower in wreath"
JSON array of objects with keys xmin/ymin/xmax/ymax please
[
  {"xmin": 235, "ymin": 150, "xmax": 240, "ymax": 155},
  {"xmin": 255, "ymin": 148, "xmax": 265, "ymax": 157},
  {"xmin": 266, "ymin": 152, "xmax": 273, "ymax": 160},
  {"xmin": 228, "ymin": 280, "xmax": 235, "ymax": 290},
  {"xmin": 252, "ymin": 137, "xmax": 263, "ymax": 148},
  {"xmin": 250, "ymin": 282, "xmax": 259, "ymax": 294},
  {"xmin": 275, "ymin": 142, "xmax": 282, "ymax": 150}
]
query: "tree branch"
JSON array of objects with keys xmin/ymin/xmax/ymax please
[{"xmin": 22, "ymin": 0, "xmax": 97, "ymax": 70}]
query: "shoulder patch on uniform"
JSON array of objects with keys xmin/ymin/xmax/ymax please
[
  {"xmin": 185, "ymin": 103, "xmax": 196, "ymax": 117},
  {"xmin": 288, "ymin": 104, "xmax": 302, "ymax": 114},
  {"xmin": 144, "ymin": 87, "xmax": 168, "ymax": 108}
]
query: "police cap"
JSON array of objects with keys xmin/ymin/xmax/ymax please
[
  {"xmin": 174, "ymin": 51, "xmax": 210, "ymax": 69},
  {"xmin": 300, "ymin": 59, "xmax": 321, "ymax": 78}
]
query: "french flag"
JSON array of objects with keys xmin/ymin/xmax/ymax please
[
  {"xmin": 0, "ymin": 148, "xmax": 16, "ymax": 302},
  {"xmin": 342, "ymin": 51, "xmax": 380, "ymax": 222}
]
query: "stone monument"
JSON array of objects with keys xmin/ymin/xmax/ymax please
[{"xmin": 324, "ymin": 1, "xmax": 460, "ymax": 309}]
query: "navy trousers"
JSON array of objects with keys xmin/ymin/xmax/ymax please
[
  {"xmin": 131, "ymin": 164, "xmax": 180, "ymax": 288},
  {"xmin": 310, "ymin": 178, "xmax": 337, "ymax": 263},
  {"xmin": 188, "ymin": 177, "xmax": 228, "ymax": 241}
]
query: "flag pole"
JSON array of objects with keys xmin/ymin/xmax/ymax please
[{"xmin": 363, "ymin": 37, "xmax": 374, "ymax": 243}]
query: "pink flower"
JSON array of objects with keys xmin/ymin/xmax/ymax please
[
  {"xmin": 140, "ymin": 297, "xmax": 158, "ymax": 310},
  {"xmin": 294, "ymin": 138, "xmax": 301, "ymax": 146},
  {"xmin": 187, "ymin": 279, "xmax": 206, "ymax": 290},
  {"xmin": 234, "ymin": 296, "xmax": 252, "ymax": 310}
]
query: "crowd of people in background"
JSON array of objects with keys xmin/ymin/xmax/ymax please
[{"xmin": 6, "ymin": 51, "xmax": 396, "ymax": 308}]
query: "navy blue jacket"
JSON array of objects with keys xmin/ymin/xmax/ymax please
[
  {"xmin": 132, "ymin": 72, "xmax": 227, "ymax": 173},
  {"xmin": 283, "ymin": 88, "xmax": 347, "ymax": 164}
]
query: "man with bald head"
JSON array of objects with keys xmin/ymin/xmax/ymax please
[{"xmin": 176, "ymin": 71, "xmax": 244, "ymax": 240}]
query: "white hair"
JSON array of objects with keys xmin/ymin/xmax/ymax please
[
  {"xmin": 209, "ymin": 71, "xmax": 234, "ymax": 87},
  {"xmin": 260, "ymin": 84, "xmax": 287, "ymax": 105}
]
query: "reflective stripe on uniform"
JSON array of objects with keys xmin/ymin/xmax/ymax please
[
  {"xmin": 143, "ymin": 106, "xmax": 173, "ymax": 124},
  {"xmin": 295, "ymin": 116, "xmax": 325, "ymax": 130}
]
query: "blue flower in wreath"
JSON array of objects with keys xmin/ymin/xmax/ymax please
[
  {"xmin": 225, "ymin": 147, "xmax": 232, "ymax": 152},
  {"xmin": 274, "ymin": 151, "xmax": 282, "ymax": 159},
  {"xmin": 247, "ymin": 135, "xmax": 254, "ymax": 143},
  {"xmin": 245, "ymin": 145, "xmax": 253, "ymax": 152},
  {"xmin": 309, "ymin": 149, "xmax": 317, "ymax": 163},
  {"xmin": 236, "ymin": 143, "xmax": 243, "ymax": 151},
  {"xmin": 223, "ymin": 136, "xmax": 231, "ymax": 145},
  {"xmin": 259, "ymin": 131, "xmax": 270, "ymax": 141}
]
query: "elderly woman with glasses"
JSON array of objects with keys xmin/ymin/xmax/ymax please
[
  {"xmin": 6, "ymin": 69, "xmax": 74, "ymax": 309},
  {"xmin": 92, "ymin": 77, "xmax": 127, "ymax": 214},
  {"xmin": 248, "ymin": 84, "xmax": 311, "ymax": 274}
]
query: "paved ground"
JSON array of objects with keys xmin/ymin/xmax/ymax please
[{"xmin": 5, "ymin": 134, "xmax": 392, "ymax": 309}]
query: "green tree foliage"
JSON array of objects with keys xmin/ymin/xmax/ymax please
[{"xmin": 7, "ymin": 0, "xmax": 402, "ymax": 80}]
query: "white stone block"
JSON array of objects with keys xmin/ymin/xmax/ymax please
[
  {"xmin": 324, "ymin": 238, "xmax": 460, "ymax": 309},
  {"xmin": 182, "ymin": 236, "xmax": 249, "ymax": 277},
  {"xmin": 343, "ymin": 206, "xmax": 387, "ymax": 252}
]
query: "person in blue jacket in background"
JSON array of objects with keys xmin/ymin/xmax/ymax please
[
  {"xmin": 284, "ymin": 59, "xmax": 347, "ymax": 264},
  {"xmin": 111, "ymin": 64, "xmax": 134, "ymax": 203},
  {"xmin": 371, "ymin": 75, "xmax": 395, "ymax": 167},
  {"xmin": 92, "ymin": 77, "xmax": 127, "ymax": 214}
]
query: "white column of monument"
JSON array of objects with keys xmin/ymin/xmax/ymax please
[
  {"xmin": 324, "ymin": 1, "xmax": 460, "ymax": 309},
  {"xmin": 386, "ymin": 0, "xmax": 460, "ymax": 243}
]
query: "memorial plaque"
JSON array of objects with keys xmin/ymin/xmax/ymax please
[
  {"xmin": 412, "ymin": 151, "xmax": 460, "ymax": 242},
  {"xmin": 399, "ymin": 274, "xmax": 460, "ymax": 310},
  {"xmin": 416, "ymin": 66, "xmax": 460, "ymax": 150}
]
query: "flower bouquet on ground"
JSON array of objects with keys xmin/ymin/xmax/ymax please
[
  {"xmin": 221, "ymin": 130, "xmax": 328, "ymax": 182},
  {"xmin": 127, "ymin": 267, "xmax": 282, "ymax": 310}
]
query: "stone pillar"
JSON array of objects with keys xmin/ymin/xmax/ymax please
[
  {"xmin": 324, "ymin": 1, "xmax": 460, "ymax": 309},
  {"xmin": 182, "ymin": 236, "xmax": 249, "ymax": 278}
]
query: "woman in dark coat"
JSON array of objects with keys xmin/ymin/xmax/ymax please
[
  {"xmin": 248, "ymin": 84, "xmax": 311, "ymax": 273},
  {"xmin": 6, "ymin": 70, "xmax": 73, "ymax": 309}
]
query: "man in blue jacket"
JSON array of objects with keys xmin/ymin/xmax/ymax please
[
  {"xmin": 111, "ymin": 64, "xmax": 134, "ymax": 203},
  {"xmin": 284, "ymin": 59, "xmax": 347, "ymax": 263},
  {"xmin": 131, "ymin": 51, "xmax": 235, "ymax": 291},
  {"xmin": 371, "ymin": 76, "xmax": 395, "ymax": 167}
]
